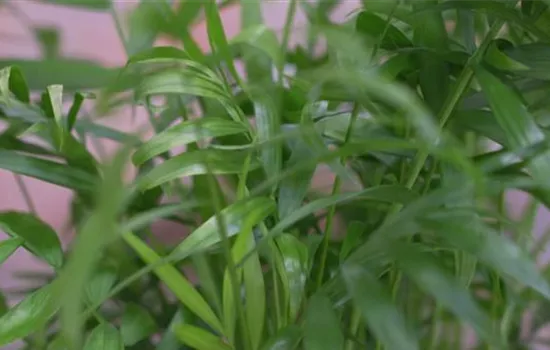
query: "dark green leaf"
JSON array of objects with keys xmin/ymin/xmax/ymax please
[
  {"xmin": 67, "ymin": 93, "xmax": 84, "ymax": 132},
  {"xmin": 304, "ymin": 294, "xmax": 344, "ymax": 350},
  {"xmin": 0, "ymin": 212, "xmax": 63, "ymax": 268},
  {"xmin": 340, "ymin": 221, "xmax": 364, "ymax": 261},
  {"xmin": 0, "ymin": 237, "xmax": 23, "ymax": 265},
  {"xmin": 422, "ymin": 211, "xmax": 550, "ymax": 300},
  {"xmin": 0, "ymin": 150, "xmax": 96, "ymax": 192},
  {"xmin": 270, "ymin": 185, "xmax": 417, "ymax": 239},
  {"xmin": 389, "ymin": 242, "xmax": 496, "ymax": 344},
  {"xmin": 83, "ymin": 324, "xmax": 124, "ymax": 350},
  {"xmin": 121, "ymin": 303, "xmax": 157, "ymax": 346},
  {"xmin": 355, "ymin": 11, "xmax": 412, "ymax": 50},
  {"xmin": 0, "ymin": 59, "xmax": 117, "ymax": 91},
  {"xmin": 342, "ymin": 263, "xmax": 418, "ymax": 350},
  {"xmin": 260, "ymin": 325, "xmax": 301, "ymax": 350},
  {"xmin": 42, "ymin": 0, "xmax": 111, "ymax": 10},
  {"xmin": 0, "ymin": 283, "xmax": 59, "ymax": 346},
  {"xmin": 476, "ymin": 66, "xmax": 550, "ymax": 187}
]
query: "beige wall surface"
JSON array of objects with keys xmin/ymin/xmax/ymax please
[{"xmin": 0, "ymin": 1, "xmax": 547, "ymax": 349}]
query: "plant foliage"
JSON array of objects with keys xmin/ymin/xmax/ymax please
[{"xmin": 2, "ymin": 0, "xmax": 550, "ymax": 349}]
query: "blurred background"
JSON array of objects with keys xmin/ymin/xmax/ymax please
[{"xmin": 0, "ymin": 1, "xmax": 547, "ymax": 347}]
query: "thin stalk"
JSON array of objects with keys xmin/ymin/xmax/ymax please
[
  {"xmin": 278, "ymin": 0, "xmax": 298, "ymax": 85},
  {"xmin": 428, "ymin": 304, "xmax": 442, "ymax": 350},
  {"xmin": 345, "ymin": 306, "xmax": 362, "ymax": 350},
  {"xmin": 315, "ymin": 104, "xmax": 360, "ymax": 289},
  {"xmin": 205, "ymin": 166, "xmax": 252, "ymax": 350},
  {"xmin": 14, "ymin": 174, "xmax": 37, "ymax": 214},
  {"xmin": 386, "ymin": 19, "xmax": 506, "ymax": 219}
]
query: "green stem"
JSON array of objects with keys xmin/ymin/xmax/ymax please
[
  {"xmin": 205, "ymin": 168, "xmax": 252, "ymax": 350},
  {"xmin": 315, "ymin": 104, "xmax": 360, "ymax": 289},
  {"xmin": 14, "ymin": 174, "xmax": 37, "ymax": 214},
  {"xmin": 278, "ymin": 0, "xmax": 298, "ymax": 85},
  {"xmin": 387, "ymin": 19, "xmax": 505, "ymax": 217},
  {"xmin": 345, "ymin": 306, "xmax": 362, "ymax": 350}
]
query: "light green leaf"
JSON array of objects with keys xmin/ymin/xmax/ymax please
[
  {"xmin": 0, "ymin": 237, "xmax": 23, "ymax": 265},
  {"xmin": 342, "ymin": 263, "xmax": 418, "ymax": 350},
  {"xmin": 83, "ymin": 324, "xmax": 124, "ymax": 350},
  {"xmin": 232, "ymin": 25, "xmax": 283, "ymax": 69},
  {"xmin": 172, "ymin": 197, "xmax": 275, "ymax": 260},
  {"xmin": 122, "ymin": 231, "xmax": 224, "ymax": 335},
  {"xmin": 0, "ymin": 212, "xmax": 63, "ymax": 268},
  {"xmin": 121, "ymin": 303, "xmax": 157, "ymax": 346},
  {"xmin": 303, "ymin": 294, "xmax": 344, "ymax": 350},
  {"xmin": 0, "ymin": 66, "xmax": 30, "ymax": 102},
  {"xmin": 275, "ymin": 234, "xmax": 308, "ymax": 322},
  {"xmin": 0, "ymin": 283, "xmax": 59, "ymax": 346},
  {"xmin": 84, "ymin": 266, "xmax": 118, "ymax": 306},
  {"xmin": 133, "ymin": 118, "xmax": 249, "ymax": 165},
  {"xmin": 175, "ymin": 324, "xmax": 233, "ymax": 350},
  {"xmin": 137, "ymin": 149, "xmax": 261, "ymax": 190},
  {"xmin": 0, "ymin": 150, "xmax": 97, "ymax": 193}
]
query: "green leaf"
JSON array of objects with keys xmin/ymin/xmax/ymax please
[
  {"xmin": 232, "ymin": 25, "xmax": 283, "ymax": 69},
  {"xmin": 56, "ymin": 148, "xmax": 129, "ymax": 348},
  {"xmin": 171, "ymin": 197, "xmax": 275, "ymax": 260},
  {"xmin": 303, "ymin": 294, "xmax": 344, "ymax": 350},
  {"xmin": 0, "ymin": 66, "xmax": 30, "ymax": 102},
  {"xmin": 0, "ymin": 59, "xmax": 117, "ymax": 91},
  {"xmin": 42, "ymin": 0, "xmax": 111, "ymax": 10},
  {"xmin": 0, "ymin": 283, "xmax": 59, "ymax": 346},
  {"xmin": 340, "ymin": 221, "xmax": 364, "ymax": 261},
  {"xmin": 0, "ymin": 212, "xmax": 63, "ymax": 268},
  {"xmin": 67, "ymin": 93, "xmax": 84, "ymax": 132},
  {"xmin": 41, "ymin": 84, "xmax": 64, "ymax": 149},
  {"xmin": 137, "ymin": 149, "xmax": 261, "ymax": 190},
  {"xmin": 133, "ymin": 118, "xmax": 248, "ymax": 165},
  {"xmin": 422, "ymin": 211, "xmax": 550, "ymax": 300},
  {"xmin": 175, "ymin": 324, "xmax": 233, "ymax": 350},
  {"xmin": 204, "ymin": 0, "xmax": 242, "ymax": 86},
  {"xmin": 389, "ymin": 242, "xmax": 496, "ymax": 344},
  {"xmin": 122, "ymin": 231, "xmax": 224, "ymax": 335},
  {"xmin": 355, "ymin": 11, "xmax": 412, "ymax": 50},
  {"xmin": 342, "ymin": 263, "xmax": 418, "ymax": 350},
  {"xmin": 270, "ymin": 185, "xmax": 417, "ymax": 239},
  {"xmin": 476, "ymin": 66, "xmax": 550, "ymax": 187},
  {"xmin": 260, "ymin": 325, "xmax": 301, "ymax": 350},
  {"xmin": 413, "ymin": 0, "xmax": 450, "ymax": 114},
  {"xmin": 83, "ymin": 324, "xmax": 124, "ymax": 350},
  {"xmin": 0, "ymin": 237, "xmax": 23, "ymax": 265},
  {"xmin": 121, "ymin": 303, "xmax": 157, "ymax": 346},
  {"xmin": 84, "ymin": 266, "xmax": 118, "ymax": 306},
  {"xmin": 0, "ymin": 150, "xmax": 97, "ymax": 193},
  {"xmin": 275, "ymin": 234, "xmax": 308, "ymax": 322},
  {"xmin": 277, "ymin": 135, "xmax": 316, "ymax": 219}
]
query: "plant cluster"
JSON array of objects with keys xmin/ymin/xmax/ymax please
[{"xmin": 3, "ymin": 0, "xmax": 550, "ymax": 349}]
